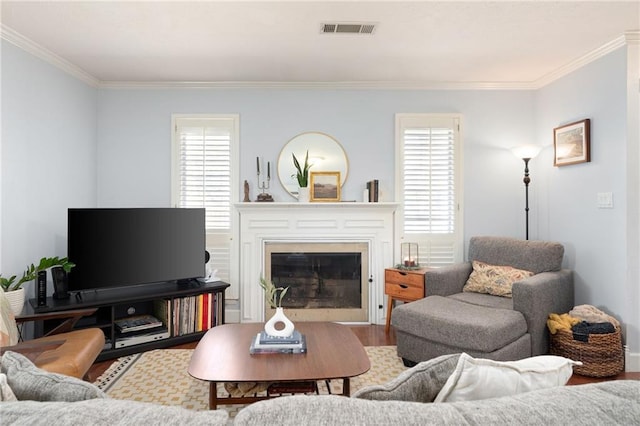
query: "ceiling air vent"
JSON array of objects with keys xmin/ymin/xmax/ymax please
[{"xmin": 321, "ymin": 22, "xmax": 377, "ymax": 34}]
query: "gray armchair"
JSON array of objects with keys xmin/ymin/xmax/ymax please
[{"xmin": 391, "ymin": 236, "xmax": 574, "ymax": 365}]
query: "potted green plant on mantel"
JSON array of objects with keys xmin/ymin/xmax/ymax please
[
  {"xmin": 1, "ymin": 257, "xmax": 75, "ymax": 315},
  {"xmin": 292, "ymin": 150, "xmax": 312, "ymax": 202},
  {"xmin": 259, "ymin": 277, "xmax": 294, "ymax": 337}
]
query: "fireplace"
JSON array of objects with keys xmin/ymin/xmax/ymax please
[
  {"xmin": 234, "ymin": 202, "xmax": 397, "ymax": 325},
  {"xmin": 265, "ymin": 242, "xmax": 369, "ymax": 322}
]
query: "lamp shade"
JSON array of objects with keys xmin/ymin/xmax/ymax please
[{"xmin": 511, "ymin": 144, "xmax": 542, "ymax": 159}]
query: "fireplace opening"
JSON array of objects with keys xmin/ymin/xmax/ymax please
[{"xmin": 265, "ymin": 242, "xmax": 369, "ymax": 322}]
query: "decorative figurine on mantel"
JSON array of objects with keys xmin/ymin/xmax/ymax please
[
  {"xmin": 243, "ymin": 180, "xmax": 251, "ymax": 202},
  {"xmin": 256, "ymin": 157, "xmax": 274, "ymax": 202}
]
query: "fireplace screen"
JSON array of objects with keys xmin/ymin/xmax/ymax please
[{"xmin": 265, "ymin": 242, "xmax": 369, "ymax": 322}]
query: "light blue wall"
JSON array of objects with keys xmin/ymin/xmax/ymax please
[
  {"xmin": 0, "ymin": 40, "xmax": 97, "ymax": 298},
  {"xmin": 3, "ymin": 37, "xmax": 636, "ymax": 360},
  {"xmin": 535, "ymin": 47, "xmax": 634, "ymax": 347},
  {"xmin": 96, "ymin": 88, "xmax": 535, "ymax": 244}
]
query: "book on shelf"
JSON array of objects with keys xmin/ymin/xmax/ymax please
[
  {"xmin": 115, "ymin": 314, "xmax": 162, "ymax": 333},
  {"xmin": 250, "ymin": 333, "xmax": 307, "ymax": 354},
  {"xmin": 171, "ymin": 292, "xmax": 218, "ymax": 336},
  {"xmin": 258, "ymin": 330, "xmax": 303, "ymax": 345}
]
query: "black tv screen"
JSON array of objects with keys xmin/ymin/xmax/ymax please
[{"xmin": 67, "ymin": 208, "xmax": 205, "ymax": 292}]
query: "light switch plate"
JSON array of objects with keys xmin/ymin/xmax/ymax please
[{"xmin": 597, "ymin": 192, "xmax": 613, "ymax": 208}]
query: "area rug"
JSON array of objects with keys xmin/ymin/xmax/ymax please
[{"xmin": 94, "ymin": 346, "xmax": 406, "ymax": 419}]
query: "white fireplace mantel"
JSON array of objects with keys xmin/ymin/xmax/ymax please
[{"xmin": 234, "ymin": 202, "xmax": 398, "ymax": 324}]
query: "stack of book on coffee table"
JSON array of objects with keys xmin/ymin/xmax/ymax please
[{"xmin": 249, "ymin": 330, "xmax": 307, "ymax": 354}]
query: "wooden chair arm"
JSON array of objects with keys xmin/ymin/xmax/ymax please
[
  {"xmin": 0, "ymin": 340, "xmax": 65, "ymax": 363},
  {"xmin": 15, "ymin": 308, "xmax": 98, "ymax": 336}
]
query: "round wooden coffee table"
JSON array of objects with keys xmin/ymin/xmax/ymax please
[{"xmin": 188, "ymin": 322, "xmax": 370, "ymax": 409}]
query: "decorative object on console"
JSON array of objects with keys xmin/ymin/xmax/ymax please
[
  {"xmin": 36, "ymin": 271, "xmax": 47, "ymax": 307},
  {"xmin": 3, "ymin": 288, "xmax": 26, "ymax": 316},
  {"xmin": 310, "ymin": 171, "xmax": 341, "ymax": 202},
  {"xmin": 51, "ymin": 266, "xmax": 70, "ymax": 300},
  {"xmin": 1, "ymin": 257, "xmax": 75, "ymax": 315},
  {"xmin": 554, "ymin": 118, "xmax": 590, "ymax": 167},
  {"xmin": 0, "ymin": 257, "xmax": 74, "ymax": 293},
  {"xmin": 259, "ymin": 277, "xmax": 293, "ymax": 337},
  {"xmin": 511, "ymin": 144, "xmax": 542, "ymax": 240},
  {"xmin": 256, "ymin": 157, "xmax": 274, "ymax": 202}
]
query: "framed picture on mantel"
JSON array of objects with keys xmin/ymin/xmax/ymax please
[
  {"xmin": 554, "ymin": 119, "xmax": 591, "ymax": 167},
  {"xmin": 310, "ymin": 171, "xmax": 341, "ymax": 202}
]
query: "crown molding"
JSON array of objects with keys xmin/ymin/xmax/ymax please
[
  {"xmin": 1, "ymin": 24, "xmax": 99, "ymax": 87},
  {"xmin": 2, "ymin": 24, "xmax": 636, "ymax": 91},
  {"xmin": 532, "ymin": 32, "xmax": 639, "ymax": 88},
  {"xmin": 97, "ymin": 80, "xmax": 537, "ymax": 90},
  {"xmin": 624, "ymin": 30, "xmax": 640, "ymax": 44}
]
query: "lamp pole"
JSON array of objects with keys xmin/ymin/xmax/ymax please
[
  {"xmin": 511, "ymin": 144, "xmax": 541, "ymax": 241},
  {"xmin": 522, "ymin": 157, "xmax": 531, "ymax": 240}
]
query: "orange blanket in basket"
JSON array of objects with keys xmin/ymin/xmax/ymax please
[{"xmin": 546, "ymin": 313, "xmax": 581, "ymax": 334}]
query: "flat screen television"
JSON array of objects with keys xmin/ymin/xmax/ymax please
[{"xmin": 67, "ymin": 208, "xmax": 206, "ymax": 292}]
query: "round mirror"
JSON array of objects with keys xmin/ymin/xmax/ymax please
[{"xmin": 278, "ymin": 132, "xmax": 349, "ymax": 199}]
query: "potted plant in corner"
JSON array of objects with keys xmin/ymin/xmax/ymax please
[
  {"xmin": 259, "ymin": 277, "xmax": 294, "ymax": 337},
  {"xmin": 1, "ymin": 257, "xmax": 75, "ymax": 315},
  {"xmin": 292, "ymin": 150, "xmax": 312, "ymax": 202}
]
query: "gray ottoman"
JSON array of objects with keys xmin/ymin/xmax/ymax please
[{"xmin": 392, "ymin": 295, "xmax": 531, "ymax": 364}]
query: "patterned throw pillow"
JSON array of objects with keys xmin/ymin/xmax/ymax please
[{"xmin": 463, "ymin": 260, "xmax": 534, "ymax": 298}]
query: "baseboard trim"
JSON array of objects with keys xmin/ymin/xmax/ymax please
[{"xmin": 625, "ymin": 347, "xmax": 640, "ymax": 372}]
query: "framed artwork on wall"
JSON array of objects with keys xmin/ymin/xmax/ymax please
[
  {"xmin": 554, "ymin": 119, "xmax": 591, "ymax": 166},
  {"xmin": 310, "ymin": 171, "xmax": 341, "ymax": 202}
]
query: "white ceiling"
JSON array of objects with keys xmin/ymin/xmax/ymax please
[{"xmin": 1, "ymin": 1, "xmax": 639, "ymax": 88}]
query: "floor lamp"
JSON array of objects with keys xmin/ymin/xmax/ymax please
[{"xmin": 511, "ymin": 145, "xmax": 542, "ymax": 240}]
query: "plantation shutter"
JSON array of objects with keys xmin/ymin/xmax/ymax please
[
  {"xmin": 395, "ymin": 114, "xmax": 463, "ymax": 267},
  {"xmin": 172, "ymin": 115, "xmax": 239, "ymax": 283}
]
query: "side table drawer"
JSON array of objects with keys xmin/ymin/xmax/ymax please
[
  {"xmin": 384, "ymin": 269, "xmax": 425, "ymax": 301},
  {"xmin": 385, "ymin": 269, "xmax": 424, "ymax": 289},
  {"xmin": 385, "ymin": 281, "xmax": 423, "ymax": 300}
]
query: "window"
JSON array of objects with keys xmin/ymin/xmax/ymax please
[
  {"xmin": 171, "ymin": 115, "xmax": 239, "ymax": 284},
  {"xmin": 395, "ymin": 114, "xmax": 463, "ymax": 267}
]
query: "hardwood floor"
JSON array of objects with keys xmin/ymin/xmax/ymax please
[{"xmin": 87, "ymin": 324, "xmax": 639, "ymax": 385}]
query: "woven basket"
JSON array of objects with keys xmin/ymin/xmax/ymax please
[{"xmin": 550, "ymin": 326, "xmax": 624, "ymax": 377}]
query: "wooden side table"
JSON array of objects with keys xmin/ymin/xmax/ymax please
[{"xmin": 384, "ymin": 267, "xmax": 428, "ymax": 333}]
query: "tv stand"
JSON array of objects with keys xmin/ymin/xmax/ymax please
[{"xmin": 28, "ymin": 281, "xmax": 230, "ymax": 361}]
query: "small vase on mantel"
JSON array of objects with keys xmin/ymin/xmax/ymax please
[
  {"xmin": 264, "ymin": 307, "xmax": 295, "ymax": 337},
  {"xmin": 298, "ymin": 186, "xmax": 310, "ymax": 203}
]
